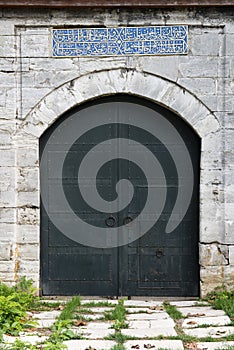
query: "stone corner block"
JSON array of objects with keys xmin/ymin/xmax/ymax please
[{"xmin": 0, "ymin": 241, "xmax": 12, "ymax": 261}]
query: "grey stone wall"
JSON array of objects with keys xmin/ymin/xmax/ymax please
[{"xmin": 0, "ymin": 7, "xmax": 233, "ymax": 296}]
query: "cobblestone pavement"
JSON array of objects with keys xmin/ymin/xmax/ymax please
[{"xmin": 3, "ymin": 299, "xmax": 234, "ymax": 350}]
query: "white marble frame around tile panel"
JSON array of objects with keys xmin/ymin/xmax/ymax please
[{"xmin": 15, "ymin": 68, "xmax": 222, "ymax": 294}]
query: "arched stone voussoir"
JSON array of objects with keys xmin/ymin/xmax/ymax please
[{"xmin": 20, "ymin": 69, "xmax": 218, "ymax": 139}]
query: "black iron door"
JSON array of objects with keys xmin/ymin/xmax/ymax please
[{"xmin": 40, "ymin": 95, "xmax": 200, "ymax": 296}]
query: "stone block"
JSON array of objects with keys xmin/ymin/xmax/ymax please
[
  {"xmin": 20, "ymin": 32, "xmax": 50, "ymax": 58},
  {"xmin": 17, "ymin": 147, "xmax": 38, "ymax": 167},
  {"xmin": 182, "ymin": 315, "xmax": 231, "ymax": 328},
  {"xmin": 190, "ymin": 32, "xmax": 220, "ymax": 56},
  {"xmin": 78, "ymin": 328, "xmax": 115, "ymax": 339},
  {"xmin": 200, "ymin": 151, "xmax": 223, "ymax": 171},
  {"xmin": 0, "ymin": 149, "xmax": 15, "ymax": 166},
  {"xmin": 225, "ymin": 204, "xmax": 234, "ymax": 223},
  {"xmin": 17, "ymin": 208, "xmax": 39, "ymax": 225},
  {"xmin": 63, "ymin": 340, "xmax": 116, "ymax": 350},
  {"xmin": 79, "ymin": 56, "xmax": 126, "ymax": 76},
  {"xmin": 18, "ymin": 244, "xmax": 39, "ymax": 261},
  {"xmin": 0, "ymin": 209, "xmax": 16, "ymax": 224},
  {"xmin": 179, "ymin": 56, "xmax": 218, "ymax": 78},
  {"xmin": 127, "ymin": 312, "xmax": 169, "ymax": 320},
  {"xmin": 229, "ymin": 246, "xmax": 234, "ymax": 266},
  {"xmin": 0, "ymin": 261, "xmax": 15, "ymax": 273},
  {"xmin": 201, "ymin": 131, "xmax": 222, "ymax": 153},
  {"xmin": 177, "ymin": 307, "xmax": 225, "ymax": 318},
  {"xmin": 29, "ymin": 57, "xmax": 76, "ymax": 71},
  {"xmin": 199, "ymin": 244, "xmax": 228, "ymax": 266},
  {"xmin": 0, "ymin": 72, "xmax": 15, "ymax": 87},
  {"xmin": 178, "ymin": 78, "xmax": 216, "ymax": 96},
  {"xmin": 0, "ymin": 191, "xmax": 16, "ymax": 207},
  {"xmin": 16, "ymin": 225, "xmax": 39, "ymax": 244},
  {"xmin": 0, "ymin": 241, "xmax": 12, "ymax": 260},
  {"xmin": 200, "ymin": 95, "xmax": 218, "ymax": 112},
  {"xmin": 0, "ymin": 224, "xmax": 16, "ymax": 241},
  {"xmin": 124, "ymin": 300, "xmax": 163, "ymax": 307},
  {"xmin": 17, "ymin": 168, "xmax": 39, "ymax": 192},
  {"xmin": 0, "ymin": 89, "xmax": 16, "ymax": 119},
  {"xmin": 217, "ymin": 94, "xmax": 233, "ymax": 112},
  {"xmin": 138, "ymin": 55, "xmax": 179, "ymax": 81},
  {"xmin": 226, "ymin": 34, "xmax": 234, "ymax": 55},
  {"xmin": 184, "ymin": 326, "xmax": 234, "ymax": 339},
  {"xmin": 0, "ymin": 35, "xmax": 15, "ymax": 57},
  {"xmin": 170, "ymin": 300, "xmax": 203, "ymax": 307},
  {"xmin": 21, "ymin": 87, "xmax": 51, "ymax": 119},
  {"xmin": 200, "ymin": 266, "xmax": 223, "ymax": 285},
  {"xmin": 0, "ymin": 131, "xmax": 12, "ymax": 145},
  {"xmin": 17, "ymin": 191, "xmax": 39, "ymax": 208},
  {"xmin": 0, "ymin": 272, "xmax": 15, "ymax": 282},
  {"xmin": 224, "ymin": 266, "xmax": 234, "ymax": 290},
  {"xmin": 125, "ymin": 340, "xmax": 184, "ymax": 350},
  {"xmin": 122, "ymin": 327, "xmax": 177, "ymax": 338},
  {"xmin": 200, "ymin": 218, "xmax": 225, "ymax": 244},
  {"xmin": 0, "ymin": 57, "xmax": 15, "ymax": 71},
  {"xmin": 196, "ymin": 342, "xmax": 234, "ymax": 350},
  {"xmin": 0, "ymin": 167, "xmax": 15, "ymax": 191},
  {"xmin": 18, "ymin": 260, "xmax": 39, "ymax": 274},
  {"xmin": 4, "ymin": 335, "xmax": 47, "ymax": 346},
  {"xmin": 34, "ymin": 70, "xmax": 78, "ymax": 89},
  {"xmin": 224, "ymin": 221, "xmax": 234, "ymax": 244}
]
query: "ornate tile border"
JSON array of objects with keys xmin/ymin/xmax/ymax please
[{"xmin": 52, "ymin": 25, "xmax": 188, "ymax": 57}]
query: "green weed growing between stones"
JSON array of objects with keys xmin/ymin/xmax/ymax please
[
  {"xmin": 104, "ymin": 299, "xmax": 128, "ymax": 330},
  {"xmin": 58, "ymin": 296, "xmax": 81, "ymax": 320},
  {"xmin": 163, "ymin": 302, "xmax": 183, "ymax": 320},
  {"xmin": 0, "ymin": 277, "xmax": 38, "ymax": 337},
  {"xmin": 206, "ymin": 287, "xmax": 234, "ymax": 321}
]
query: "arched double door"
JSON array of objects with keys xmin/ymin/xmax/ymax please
[{"xmin": 40, "ymin": 95, "xmax": 200, "ymax": 296}]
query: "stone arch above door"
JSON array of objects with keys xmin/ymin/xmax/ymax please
[
  {"xmin": 20, "ymin": 69, "xmax": 220, "ymax": 139},
  {"xmin": 15, "ymin": 69, "xmax": 225, "ymax": 295}
]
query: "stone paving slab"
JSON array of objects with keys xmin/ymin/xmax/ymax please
[
  {"xmin": 196, "ymin": 341, "xmax": 234, "ymax": 349},
  {"xmin": 182, "ymin": 315, "xmax": 231, "ymax": 328},
  {"xmin": 128, "ymin": 318, "xmax": 175, "ymax": 329},
  {"xmin": 82, "ymin": 299, "xmax": 118, "ymax": 305},
  {"xmin": 126, "ymin": 307, "xmax": 153, "ymax": 313},
  {"xmin": 79, "ymin": 328, "xmax": 115, "ymax": 339},
  {"xmin": 32, "ymin": 310, "xmax": 61, "ymax": 319},
  {"xmin": 81, "ymin": 321, "xmax": 112, "ymax": 329},
  {"xmin": 150, "ymin": 319, "xmax": 175, "ymax": 328},
  {"xmin": 184, "ymin": 326, "xmax": 234, "ymax": 338},
  {"xmin": 3, "ymin": 335, "xmax": 47, "ymax": 345},
  {"xmin": 63, "ymin": 340, "xmax": 116, "ymax": 349},
  {"xmin": 125, "ymin": 340, "xmax": 184, "ymax": 350},
  {"xmin": 88, "ymin": 307, "xmax": 113, "ymax": 313},
  {"xmin": 122, "ymin": 326, "xmax": 177, "ymax": 337},
  {"xmin": 178, "ymin": 306, "xmax": 226, "ymax": 317},
  {"xmin": 76, "ymin": 313, "xmax": 104, "ymax": 320},
  {"xmin": 40, "ymin": 299, "xmax": 67, "ymax": 304},
  {"xmin": 170, "ymin": 300, "xmax": 206, "ymax": 307},
  {"xmin": 127, "ymin": 311, "xmax": 170, "ymax": 320},
  {"xmin": 35, "ymin": 318, "xmax": 56, "ymax": 328},
  {"xmin": 124, "ymin": 300, "xmax": 163, "ymax": 307}
]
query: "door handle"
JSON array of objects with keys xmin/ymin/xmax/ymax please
[
  {"xmin": 155, "ymin": 248, "xmax": 165, "ymax": 258},
  {"xmin": 105, "ymin": 216, "xmax": 116, "ymax": 227},
  {"xmin": 123, "ymin": 216, "xmax": 133, "ymax": 225}
]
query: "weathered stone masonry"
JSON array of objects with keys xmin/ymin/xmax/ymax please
[{"xmin": 0, "ymin": 7, "xmax": 233, "ymax": 296}]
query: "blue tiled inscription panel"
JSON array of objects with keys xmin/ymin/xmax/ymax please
[{"xmin": 52, "ymin": 26, "xmax": 188, "ymax": 57}]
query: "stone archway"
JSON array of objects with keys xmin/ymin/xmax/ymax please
[{"xmin": 16, "ymin": 69, "xmax": 222, "ymax": 295}]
